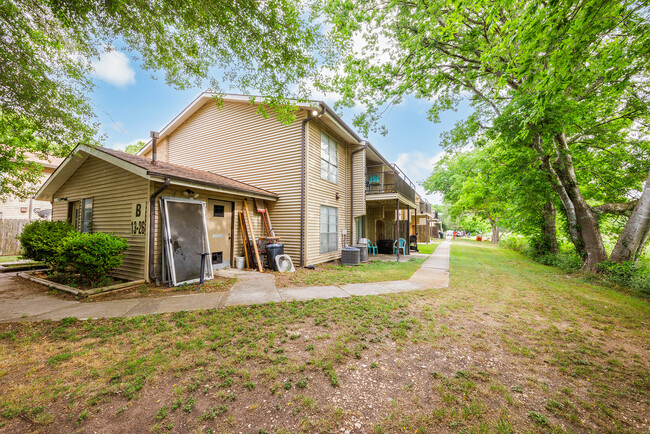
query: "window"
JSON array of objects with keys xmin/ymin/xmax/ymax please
[
  {"xmin": 320, "ymin": 205, "xmax": 338, "ymax": 253},
  {"xmin": 81, "ymin": 198, "xmax": 93, "ymax": 233},
  {"xmin": 213, "ymin": 205, "xmax": 225, "ymax": 217},
  {"xmin": 320, "ymin": 132, "xmax": 338, "ymax": 183}
]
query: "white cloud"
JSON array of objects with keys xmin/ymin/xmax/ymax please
[
  {"xmin": 394, "ymin": 151, "xmax": 445, "ymax": 205},
  {"xmin": 92, "ymin": 50, "xmax": 136, "ymax": 87}
]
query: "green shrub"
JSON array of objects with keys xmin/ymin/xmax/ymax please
[
  {"xmin": 57, "ymin": 232, "xmax": 129, "ymax": 285},
  {"xmin": 630, "ymin": 269, "xmax": 650, "ymax": 296},
  {"xmin": 499, "ymin": 235, "xmax": 528, "ymax": 253},
  {"xmin": 597, "ymin": 261, "xmax": 636, "ymax": 286},
  {"xmin": 19, "ymin": 220, "xmax": 75, "ymax": 265},
  {"xmin": 598, "ymin": 260, "xmax": 650, "ymax": 296}
]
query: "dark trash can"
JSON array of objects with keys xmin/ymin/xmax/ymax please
[{"xmin": 265, "ymin": 243, "xmax": 284, "ymax": 271}]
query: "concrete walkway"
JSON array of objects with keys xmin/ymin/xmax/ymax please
[{"xmin": 1, "ymin": 241, "xmax": 450, "ymax": 322}]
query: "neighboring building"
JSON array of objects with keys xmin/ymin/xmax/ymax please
[
  {"xmin": 0, "ymin": 155, "xmax": 63, "ymax": 220},
  {"xmin": 37, "ymin": 93, "xmax": 438, "ymax": 283}
]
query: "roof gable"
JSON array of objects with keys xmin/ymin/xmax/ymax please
[{"xmin": 36, "ymin": 145, "xmax": 278, "ymax": 201}]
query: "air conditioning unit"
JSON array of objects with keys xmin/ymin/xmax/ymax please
[{"xmin": 341, "ymin": 246, "xmax": 360, "ymax": 266}]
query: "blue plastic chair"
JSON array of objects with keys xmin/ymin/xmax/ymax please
[
  {"xmin": 367, "ymin": 175, "xmax": 381, "ymax": 184},
  {"xmin": 393, "ymin": 238, "xmax": 406, "ymax": 255},
  {"xmin": 367, "ymin": 240, "xmax": 378, "ymax": 256}
]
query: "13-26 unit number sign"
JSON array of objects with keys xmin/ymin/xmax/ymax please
[{"xmin": 131, "ymin": 202, "xmax": 147, "ymax": 236}]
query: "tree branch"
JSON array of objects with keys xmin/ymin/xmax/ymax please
[{"xmin": 593, "ymin": 201, "xmax": 638, "ymax": 214}]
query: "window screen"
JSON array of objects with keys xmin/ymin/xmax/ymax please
[
  {"xmin": 320, "ymin": 132, "xmax": 338, "ymax": 183},
  {"xmin": 320, "ymin": 205, "xmax": 338, "ymax": 253}
]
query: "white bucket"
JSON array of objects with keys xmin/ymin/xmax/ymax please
[{"xmin": 235, "ymin": 256, "xmax": 245, "ymax": 269}]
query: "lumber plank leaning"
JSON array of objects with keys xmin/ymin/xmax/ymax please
[
  {"xmin": 238, "ymin": 211, "xmax": 250, "ymax": 269},
  {"xmin": 243, "ymin": 199, "xmax": 263, "ymax": 272}
]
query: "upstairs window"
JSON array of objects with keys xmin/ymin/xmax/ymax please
[{"xmin": 320, "ymin": 132, "xmax": 338, "ymax": 183}]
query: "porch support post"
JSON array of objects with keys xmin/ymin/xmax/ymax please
[
  {"xmin": 406, "ymin": 204, "xmax": 410, "ymax": 255},
  {"xmin": 396, "ymin": 199, "xmax": 400, "ymax": 262}
]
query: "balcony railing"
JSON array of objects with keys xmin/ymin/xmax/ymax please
[
  {"xmin": 418, "ymin": 200, "xmax": 432, "ymax": 215},
  {"xmin": 365, "ymin": 164, "xmax": 416, "ymax": 202}
]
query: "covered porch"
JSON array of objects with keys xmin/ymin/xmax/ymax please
[{"xmin": 365, "ymin": 196, "xmax": 417, "ymax": 258}]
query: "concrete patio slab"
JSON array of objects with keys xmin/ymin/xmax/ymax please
[
  {"xmin": 342, "ymin": 282, "xmax": 395, "ymax": 296},
  {"xmin": 123, "ymin": 292, "xmax": 226, "ymax": 317},
  {"xmin": 223, "ymin": 273, "xmax": 280, "ymax": 306},
  {"xmin": 32, "ymin": 299, "xmax": 141, "ymax": 321},
  {"xmin": 279, "ymin": 285, "xmax": 349, "ymax": 301},
  {"xmin": 0, "ymin": 295, "xmax": 79, "ymax": 322}
]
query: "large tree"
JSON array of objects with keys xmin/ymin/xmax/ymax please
[
  {"xmin": 321, "ymin": 0, "xmax": 650, "ymax": 270},
  {"xmin": 1, "ymin": 0, "xmax": 321, "ymax": 199},
  {"xmin": 425, "ymin": 142, "xmax": 559, "ymax": 249}
]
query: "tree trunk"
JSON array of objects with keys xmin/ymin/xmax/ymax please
[
  {"xmin": 533, "ymin": 135, "xmax": 584, "ymax": 256},
  {"xmin": 532, "ymin": 132, "xmax": 607, "ymax": 271},
  {"xmin": 542, "ymin": 201, "xmax": 559, "ymax": 255},
  {"xmin": 487, "ymin": 213, "xmax": 499, "ymax": 244},
  {"xmin": 552, "ymin": 133, "xmax": 607, "ymax": 271},
  {"xmin": 610, "ymin": 171, "xmax": 650, "ymax": 263}
]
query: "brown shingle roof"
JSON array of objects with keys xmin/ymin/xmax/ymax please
[{"xmin": 98, "ymin": 147, "xmax": 278, "ymax": 199}]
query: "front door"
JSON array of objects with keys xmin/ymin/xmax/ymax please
[
  {"xmin": 68, "ymin": 201, "xmax": 81, "ymax": 231},
  {"xmin": 207, "ymin": 199, "xmax": 233, "ymax": 269}
]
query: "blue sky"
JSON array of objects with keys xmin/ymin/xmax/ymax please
[{"xmin": 90, "ymin": 50, "xmax": 472, "ymax": 204}]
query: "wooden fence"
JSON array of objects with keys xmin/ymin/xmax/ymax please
[{"xmin": 0, "ymin": 219, "xmax": 28, "ymax": 256}]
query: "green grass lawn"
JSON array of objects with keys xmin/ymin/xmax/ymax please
[
  {"xmin": 0, "ymin": 256, "xmax": 21, "ymax": 263},
  {"xmin": 275, "ymin": 257, "xmax": 426, "ymax": 287},
  {"xmin": 416, "ymin": 242, "xmax": 441, "ymax": 255},
  {"xmin": 0, "ymin": 240, "xmax": 647, "ymax": 432}
]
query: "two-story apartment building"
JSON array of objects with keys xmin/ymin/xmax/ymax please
[{"xmin": 36, "ymin": 93, "xmax": 424, "ymax": 283}]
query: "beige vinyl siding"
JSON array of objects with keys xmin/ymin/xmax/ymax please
[
  {"xmin": 305, "ymin": 120, "xmax": 353, "ymax": 265},
  {"xmin": 151, "ymin": 183, "xmax": 265, "ymax": 279},
  {"xmin": 51, "ymin": 157, "xmax": 149, "ymax": 281},
  {"xmin": 163, "ymin": 101, "xmax": 303, "ymax": 262}
]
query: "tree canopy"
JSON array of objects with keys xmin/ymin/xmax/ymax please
[
  {"xmin": 1, "ymin": 0, "xmax": 321, "ymax": 199},
  {"xmin": 321, "ymin": 0, "xmax": 650, "ymax": 269}
]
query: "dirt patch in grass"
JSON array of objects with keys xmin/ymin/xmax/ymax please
[
  {"xmin": 274, "ymin": 258, "xmax": 425, "ymax": 288},
  {"xmin": 0, "ymin": 240, "xmax": 647, "ymax": 433}
]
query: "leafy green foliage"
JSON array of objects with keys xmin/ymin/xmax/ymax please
[
  {"xmin": 321, "ymin": 0, "xmax": 650, "ymax": 268},
  {"xmin": 123, "ymin": 141, "xmax": 146, "ymax": 155},
  {"xmin": 19, "ymin": 220, "xmax": 75, "ymax": 266},
  {"xmin": 597, "ymin": 261, "xmax": 650, "ymax": 296},
  {"xmin": 57, "ymin": 232, "xmax": 129, "ymax": 284},
  {"xmin": 2, "ymin": 0, "xmax": 322, "ymax": 192}
]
